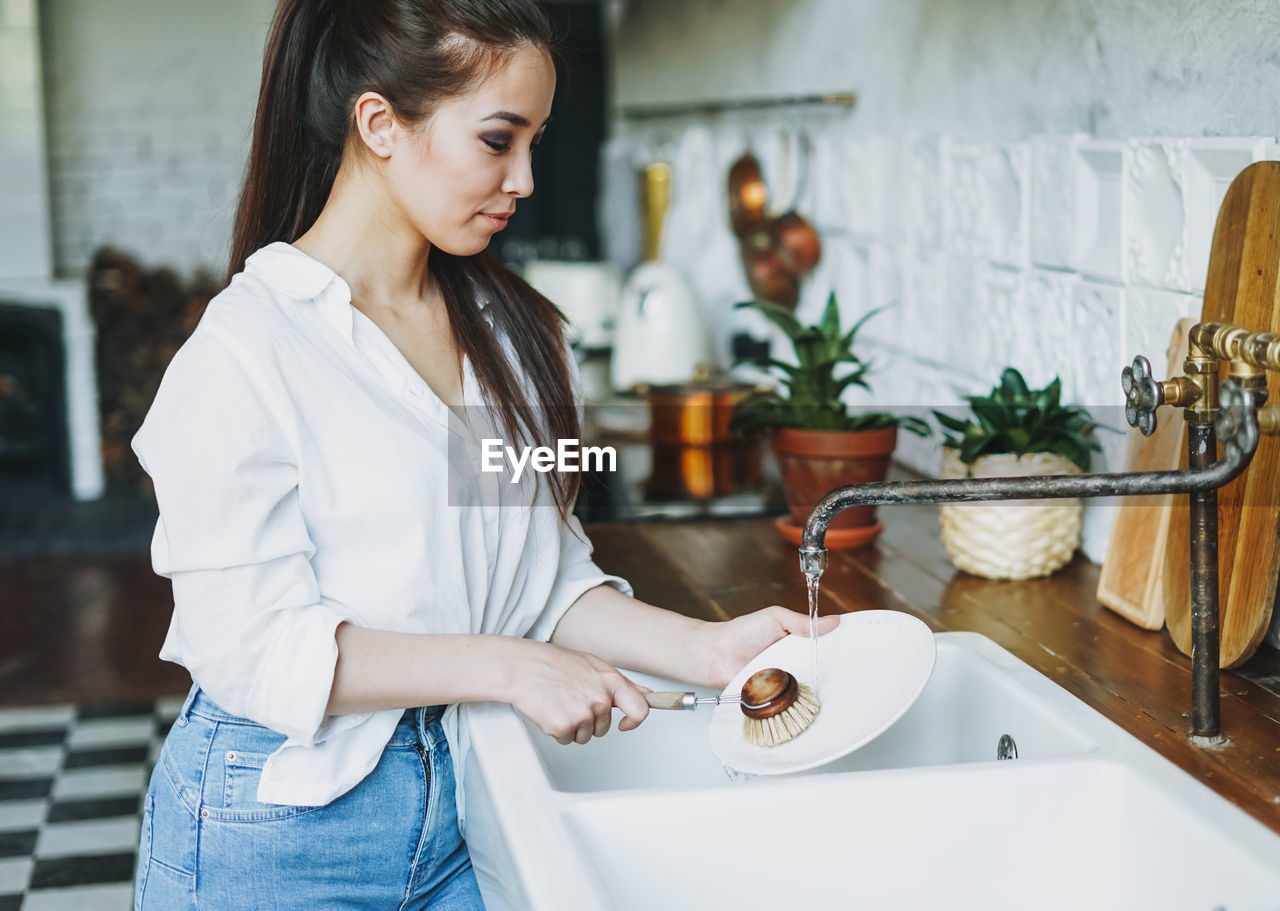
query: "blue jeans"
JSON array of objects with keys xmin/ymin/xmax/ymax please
[{"xmin": 134, "ymin": 687, "xmax": 484, "ymax": 910}]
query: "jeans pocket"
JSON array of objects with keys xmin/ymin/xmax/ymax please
[
  {"xmin": 137, "ymin": 857, "xmax": 196, "ymax": 910},
  {"xmin": 203, "ymin": 747, "xmax": 320, "ymax": 823},
  {"xmin": 136, "ymin": 786, "xmax": 197, "ymax": 911},
  {"xmin": 222, "ymin": 750, "xmax": 268, "ymax": 810}
]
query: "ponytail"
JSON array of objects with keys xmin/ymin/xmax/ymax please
[{"xmin": 227, "ymin": 0, "xmax": 343, "ymax": 281}]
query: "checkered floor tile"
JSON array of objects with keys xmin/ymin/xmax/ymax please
[{"xmin": 0, "ymin": 698, "xmax": 182, "ymax": 910}]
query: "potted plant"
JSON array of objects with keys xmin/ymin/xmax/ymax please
[
  {"xmin": 932, "ymin": 368, "xmax": 1103, "ymax": 580},
  {"xmin": 730, "ymin": 293, "xmax": 928, "ymax": 549}
]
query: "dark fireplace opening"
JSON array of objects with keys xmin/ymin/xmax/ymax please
[
  {"xmin": 0, "ymin": 301, "xmax": 69, "ymax": 498},
  {"xmin": 0, "ymin": 249, "xmax": 218, "ymax": 559}
]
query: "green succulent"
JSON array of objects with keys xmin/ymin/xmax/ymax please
[
  {"xmin": 933, "ymin": 368, "xmax": 1101, "ymax": 470},
  {"xmin": 729, "ymin": 293, "xmax": 930, "ymax": 436}
]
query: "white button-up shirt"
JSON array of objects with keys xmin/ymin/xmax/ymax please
[{"xmin": 133, "ymin": 241, "xmax": 628, "ymax": 808}]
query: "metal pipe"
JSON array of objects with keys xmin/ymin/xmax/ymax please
[
  {"xmin": 800, "ymin": 448, "xmax": 1250, "ymax": 553},
  {"xmin": 1187, "ymin": 423, "xmax": 1221, "ymax": 737},
  {"xmin": 797, "ymin": 386, "xmax": 1261, "ymax": 742}
]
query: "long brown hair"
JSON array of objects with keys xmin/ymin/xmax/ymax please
[{"xmin": 229, "ymin": 0, "xmax": 581, "ymax": 516}]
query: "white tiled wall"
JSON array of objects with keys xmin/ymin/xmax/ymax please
[
  {"xmin": 600, "ymin": 121, "xmax": 1273, "ymax": 565},
  {"xmin": 604, "ymin": 119, "xmax": 1280, "ymax": 651}
]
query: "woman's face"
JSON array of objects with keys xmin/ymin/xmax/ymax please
[{"xmin": 385, "ymin": 44, "xmax": 556, "ymax": 257}]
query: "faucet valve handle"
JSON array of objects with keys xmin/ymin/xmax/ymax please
[
  {"xmin": 1122, "ymin": 355, "xmax": 1162, "ymax": 436},
  {"xmin": 1216, "ymin": 379, "xmax": 1260, "ymax": 459}
]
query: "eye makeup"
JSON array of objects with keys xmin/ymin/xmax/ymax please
[{"xmin": 481, "ymin": 130, "xmax": 545, "ymax": 154}]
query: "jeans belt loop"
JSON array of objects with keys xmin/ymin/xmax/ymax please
[{"xmin": 176, "ymin": 684, "xmax": 201, "ymax": 726}]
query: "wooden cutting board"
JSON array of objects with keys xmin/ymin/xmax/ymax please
[
  {"xmin": 1162, "ymin": 160, "xmax": 1280, "ymax": 668},
  {"xmin": 1096, "ymin": 319, "xmax": 1193, "ymax": 629}
]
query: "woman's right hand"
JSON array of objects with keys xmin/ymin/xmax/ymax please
[{"xmin": 507, "ymin": 640, "xmax": 651, "ymax": 745}]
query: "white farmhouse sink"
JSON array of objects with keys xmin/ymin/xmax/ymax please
[
  {"xmin": 563, "ymin": 758, "xmax": 1280, "ymax": 911},
  {"xmin": 521, "ymin": 638, "xmax": 1098, "ymax": 792},
  {"xmin": 462, "ymin": 631, "xmax": 1280, "ymax": 911}
]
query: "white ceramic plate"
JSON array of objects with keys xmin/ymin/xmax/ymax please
[{"xmin": 709, "ymin": 611, "xmax": 936, "ymax": 776}]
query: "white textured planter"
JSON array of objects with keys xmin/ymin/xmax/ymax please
[{"xmin": 939, "ymin": 449, "xmax": 1083, "ymax": 581}]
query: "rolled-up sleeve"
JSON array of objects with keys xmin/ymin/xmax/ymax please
[
  {"xmin": 133, "ymin": 327, "xmax": 349, "ymax": 745},
  {"xmin": 526, "ymin": 513, "xmax": 633, "ymax": 643}
]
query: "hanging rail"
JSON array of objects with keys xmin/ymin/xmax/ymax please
[{"xmin": 616, "ymin": 91, "xmax": 857, "ymax": 121}]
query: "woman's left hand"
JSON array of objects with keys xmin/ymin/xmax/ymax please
[{"xmin": 698, "ymin": 606, "xmax": 839, "ymax": 690}]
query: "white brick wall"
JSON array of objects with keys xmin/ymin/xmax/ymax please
[
  {"xmin": 40, "ymin": 0, "xmax": 276, "ymax": 276},
  {"xmin": 0, "ymin": 0, "xmax": 53, "ymax": 279}
]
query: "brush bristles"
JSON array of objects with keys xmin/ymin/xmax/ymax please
[{"xmin": 743, "ymin": 683, "xmax": 820, "ymax": 747}]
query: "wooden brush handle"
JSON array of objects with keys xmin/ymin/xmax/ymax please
[{"xmin": 645, "ymin": 691, "xmax": 693, "ymax": 710}]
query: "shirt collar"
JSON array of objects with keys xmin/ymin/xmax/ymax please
[
  {"xmin": 243, "ymin": 241, "xmax": 495, "ymax": 337},
  {"xmin": 245, "ymin": 242, "xmax": 354, "ymax": 341}
]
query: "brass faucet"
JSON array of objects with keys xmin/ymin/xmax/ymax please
[
  {"xmin": 1121, "ymin": 322, "xmax": 1280, "ymax": 738},
  {"xmin": 799, "ymin": 321, "xmax": 1278, "ymax": 743}
]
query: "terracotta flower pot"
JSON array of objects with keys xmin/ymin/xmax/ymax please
[{"xmin": 770, "ymin": 425, "xmax": 898, "ymax": 549}]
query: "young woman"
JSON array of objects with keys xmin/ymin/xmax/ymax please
[{"xmin": 131, "ymin": 1, "xmax": 833, "ymax": 908}]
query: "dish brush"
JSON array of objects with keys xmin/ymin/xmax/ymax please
[{"xmin": 645, "ymin": 667, "xmax": 820, "ymax": 747}]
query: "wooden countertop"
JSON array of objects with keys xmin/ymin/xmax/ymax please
[{"xmin": 584, "ymin": 504, "xmax": 1280, "ymax": 836}]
